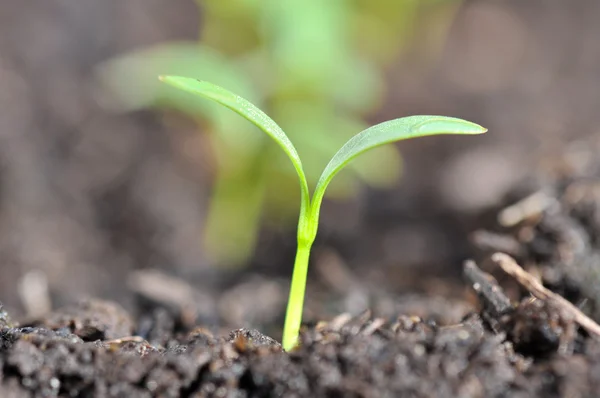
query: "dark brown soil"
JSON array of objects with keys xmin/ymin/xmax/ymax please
[
  {"xmin": 5, "ymin": 142, "xmax": 600, "ymax": 397},
  {"xmin": 0, "ymin": 293, "xmax": 598, "ymax": 398}
]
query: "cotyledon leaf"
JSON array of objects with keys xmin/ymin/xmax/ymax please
[
  {"xmin": 159, "ymin": 75, "xmax": 311, "ymax": 213},
  {"xmin": 309, "ymin": 115, "xmax": 487, "ymax": 227}
]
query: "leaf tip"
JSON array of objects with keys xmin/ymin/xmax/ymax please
[
  {"xmin": 158, "ymin": 75, "xmax": 178, "ymax": 84},
  {"xmin": 416, "ymin": 117, "xmax": 488, "ymax": 136}
]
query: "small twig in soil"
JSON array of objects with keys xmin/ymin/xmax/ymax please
[
  {"xmin": 102, "ymin": 336, "xmax": 155, "ymax": 356},
  {"xmin": 18, "ymin": 269, "xmax": 51, "ymax": 318},
  {"xmin": 360, "ymin": 318, "xmax": 387, "ymax": 336},
  {"xmin": 324, "ymin": 313, "xmax": 352, "ymax": 332},
  {"xmin": 497, "ymin": 190, "xmax": 556, "ymax": 227},
  {"xmin": 491, "ymin": 252, "xmax": 600, "ymax": 338},
  {"xmin": 464, "ymin": 260, "xmax": 512, "ymax": 318},
  {"xmin": 314, "ymin": 249, "xmax": 360, "ymax": 294},
  {"xmin": 128, "ymin": 270, "xmax": 214, "ymax": 327}
]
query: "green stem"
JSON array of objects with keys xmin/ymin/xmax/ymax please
[{"xmin": 282, "ymin": 242, "xmax": 312, "ymax": 351}]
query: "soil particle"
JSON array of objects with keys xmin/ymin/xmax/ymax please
[
  {"xmin": 0, "ymin": 304, "xmax": 14, "ymax": 329},
  {"xmin": 506, "ymin": 298, "xmax": 577, "ymax": 358}
]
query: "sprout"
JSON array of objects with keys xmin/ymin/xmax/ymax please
[{"xmin": 159, "ymin": 76, "xmax": 487, "ymax": 351}]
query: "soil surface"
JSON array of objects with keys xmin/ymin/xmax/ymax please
[
  {"xmin": 0, "ymin": 295, "xmax": 597, "ymax": 397},
  {"xmin": 3, "ymin": 141, "xmax": 600, "ymax": 397}
]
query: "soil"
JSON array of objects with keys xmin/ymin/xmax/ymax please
[{"xmin": 3, "ymin": 141, "xmax": 600, "ymax": 397}]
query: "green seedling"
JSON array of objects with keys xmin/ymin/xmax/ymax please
[{"xmin": 159, "ymin": 76, "xmax": 487, "ymax": 351}]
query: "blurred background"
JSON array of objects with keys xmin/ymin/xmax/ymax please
[{"xmin": 0, "ymin": 0, "xmax": 599, "ymax": 337}]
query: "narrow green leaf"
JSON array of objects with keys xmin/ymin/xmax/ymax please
[
  {"xmin": 159, "ymin": 75, "xmax": 311, "ymax": 218},
  {"xmin": 310, "ymin": 115, "xmax": 487, "ymax": 226}
]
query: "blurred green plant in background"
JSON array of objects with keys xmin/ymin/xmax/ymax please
[{"xmin": 99, "ymin": 0, "xmax": 463, "ymax": 266}]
